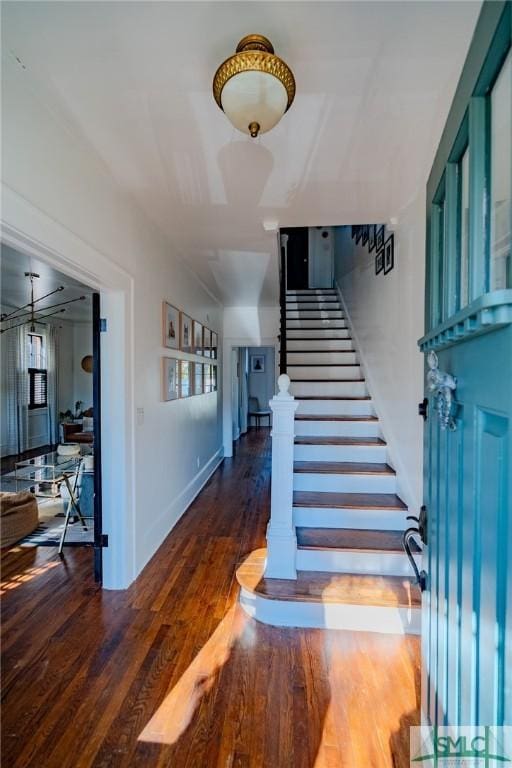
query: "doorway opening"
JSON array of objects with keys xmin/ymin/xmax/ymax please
[
  {"xmin": 0, "ymin": 243, "xmax": 104, "ymax": 581},
  {"xmin": 231, "ymin": 346, "xmax": 276, "ymax": 443}
]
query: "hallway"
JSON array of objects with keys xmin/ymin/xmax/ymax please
[{"xmin": 1, "ymin": 430, "xmax": 419, "ymax": 768}]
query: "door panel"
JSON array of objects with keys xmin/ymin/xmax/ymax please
[
  {"xmin": 282, "ymin": 227, "xmax": 309, "ymax": 290},
  {"xmin": 421, "ymin": 1, "xmax": 512, "ymax": 730}
]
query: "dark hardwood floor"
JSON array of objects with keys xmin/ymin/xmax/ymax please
[{"xmin": 1, "ymin": 429, "xmax": 420, "ymax": 767}]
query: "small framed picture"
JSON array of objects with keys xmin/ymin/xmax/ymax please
[
  {"xmin": 211, "ymin": 332, "xmax": 218, "ymax": 360},
  {"xmin": 375, "ymin": 248, "xmax": 384, "ymax": 275},
  {"xmin": 362, "ymin": 225, "xmax": 369, "ymax": 246},
  {"xmin": 179, "ymin": 360, "xmax": 192, "ymax": 397},
  {"xmin": 384, "ymin": 234, "xmax": 394, "ymax": 274},
  {"xmin": 251, "ymin": 355, "xmax": 265, "ymax": 373},
  {"xmin": 355, "ymin": 226, "xmax": 362, "ymax": 244},
  {"xmin": 351, "ymin": 225, "xmax": 358, "ymax": 240},
  {"xmin": 162, "ymin": 302, "xmax": 179, "ymax": 349},
  {"xmin": 376, "ymin": 225, "xmax": 385, "ymax": 252},
  {"xmin": 193, "ymin": 321, "xmax": 203, "ymax": 356},
  {"xmin": 194, "ymin": 362, "xmax": 204, "ymax": 395},
  {"xmin": 203, "ymin": 328, "xmax": 212, "ymax": 358},
  {"xmin": 180, "ymin": 313, "xmax": 192, "ymax": 352},
  {"xmin": 368, "ymin": 225, "xmax": 376, "ymax": 253},
  {"xmin": 212, "ymin": 364, "xmax": 218, "ymax": 392},
  {"xmin": 162, "ymin": 357, "xmax": 179, "ymax": 401},
  {"xmin": 204, "ymin": 363, "xmax": 213, "ymax": 393}
]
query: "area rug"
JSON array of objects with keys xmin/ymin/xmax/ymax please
[{"xmin": 18, "ymin": 497, "xmax": 94, "ymax": 547}]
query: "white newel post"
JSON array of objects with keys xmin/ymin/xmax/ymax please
[{"xmin": 265, "ymin": 374, "xmax": 299, "ymax": 579}]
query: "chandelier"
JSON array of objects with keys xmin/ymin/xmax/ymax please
[
  {"xmin": 213, "ymin": 34, "xmax": 295, "ymax": 138},
  {"xmin": 0, "ymin": 272, "xmax": 86, "ymax": 334}
]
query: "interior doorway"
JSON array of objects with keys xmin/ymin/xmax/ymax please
[
  {"xmin": 231, "ymin": 346, "xmax": 275, "ymax": 443},
  {"xmin": 0, "ymin": 244, "xmax": 104, "ymax": 581}
]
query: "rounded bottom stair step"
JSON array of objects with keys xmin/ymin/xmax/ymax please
[{"xmin": 237, "ymin": 548, "xmax": 421, "ymax": 634}]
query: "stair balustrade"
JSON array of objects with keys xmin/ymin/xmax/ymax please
[{"xmin": 265, "ymin": 373, "xmax": 298, "ymax": 579}]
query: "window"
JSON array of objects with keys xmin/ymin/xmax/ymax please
[
  {"xmin": 459, "ymin": 147, "xmax": 470, "ymax": 308},
  {"xmin": 27, "ymin": 333, "xmax": 47, "ymax": 409},
  {"xmin": 490, "ymin": 48, "xmax": 512, "ymax": 290}
]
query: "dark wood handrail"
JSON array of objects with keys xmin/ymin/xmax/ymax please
[{"xmin": 279, "ymin": 239, "xmax": 287, "ymax": 375}]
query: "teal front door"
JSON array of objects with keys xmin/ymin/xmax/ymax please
[{"xmin": 419, "ymin": 1, "xmax": 512, "ymax": 728}]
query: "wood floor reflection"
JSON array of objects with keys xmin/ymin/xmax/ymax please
[{"xmin": 1, "ymin": 429, "xmax": 419, "ymax": 767}]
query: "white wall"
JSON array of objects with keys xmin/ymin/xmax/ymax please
[
  {"xmin": 309, "ymin": 227, "xmax": 334, "ymax": 288},
  {"xmin": 1, "ymin": 57, "xmax": 223, "ymax": 587},
  {"xmin": 334, "ymin": 195, "xmax": 426, "ymax": 511}
]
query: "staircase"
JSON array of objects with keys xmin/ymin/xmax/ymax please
[{"xmin": 237, "ymin": 288, "xmax": 421, "ymax": 634}]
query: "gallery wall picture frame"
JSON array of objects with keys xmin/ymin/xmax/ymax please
[
  {"xmin": 251, "ymin": 354, "xmax": 265, "ymax": 373},
  {"xmin": 355, "ymin": 226, "xmax": 362, "ymax": 244},
  {"xmin": 194, "ymin": 362, "xmax": 204, "ymax": 395},
  {"xmin": 212, "ymin": 364, "xmax": 218, "ymax": 392},
  {"xmin": 162, "ymin": 357, "xmax": 179, "ymax": 401},
  {"xmin": 193, "ymin": 320, "xmax": 203, "ymax": 356},
  {"xmin": 179, "ymin": 359, "xmax": 192, "ymax": 397},
  {"xmin": 351, "ymin": 225, "xmax": 357, "ymax": 239},
  {"xmin": 211, "ymin": 331, "xmax": 218, "ymax": 360},
  {"xmin": 204, "ymin": 363, "xmax": 213, "ymax": 393},
  {"xmin": 362, "ymin": 225, "xmax": 369, "ymax": 246},
  {"xmin": 375, "ymin": 248, "xmax": 384, "ymax": 275},
  {"xmin": 203, "ymin": 328, "xmax": 212, "ymax": 358},
  {"xmin": 384, "ymin": 234, "xmax": 394, "ymax": 274},
  {"xmin": 368, "ymin": 225, "xmax": 376, "ymax": 253},
  {"xmin": 376, "ymin": 225, "xmax": 385, "ymax": 252},
  {"xmin": 162, "ymin": 301, "xmax": 180, "ymax": 349},
  {"xmin": 180, "ymin": 313, "xmax": 193, "ymax": 352}
]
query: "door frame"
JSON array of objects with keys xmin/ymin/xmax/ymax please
[{"xmin": 1, "ymin": 185, "xmax": 136, "ymax": 589}]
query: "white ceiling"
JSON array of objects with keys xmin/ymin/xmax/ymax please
[
  {"xmin": 1, "ymin": 1, "xmax": 481, "ymax": 306},
  {"xmin": 1, "ymin": 244, "xmax": 93, "ymax": 323}
]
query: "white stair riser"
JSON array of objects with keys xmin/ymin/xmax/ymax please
[
  {"xmin": 286, "ymin": 338, "xmax": 353, "ymax": 350},
  {"xmin": 287, "ymin": 320, "xmax": 348, "ymax": 329},
  {"xmin": 296, "ymin": 548, "xmax": 420, "ymax": 578},
  {"xmin": 286, "ymin": 291, "xmax": 337, "ymax": 297},
  {"xmin": 294, "ymin": 420, "xmax": 381, "ymax": 437},
  {"xmin": 287, "ymin": 352, "xmax": 357, "ymax": 365},
  {"xmin": 286, "ymin": 310, "xmax": 344, "ymax": 320},
  {"xmin": 290, "ymin": 381, "xmax": 367, "ymax": 397},
  {"xmin": 293, "ymin": 472, "xmax": 396, "ymax": 493},
  {"xmin": 239, "ymin": 588, "xmax": 420, "ymax": 634},
  {"xmin": 293, "ymin": 506, "xmax": 408, "ymax": 530},
  {"xmin": 288, "ymin": 365, "xmax": 361, "ymax": 380},
  {"xmin": 294, "ymin": 443, "xmax": 387, "ymax": 463},
  {"xmin": 296, "ymin": 399, "xmax": 374, "ymax": 416},
  {"xmin": 286, "ymin": 303, "xmax": 341, "ymax": 311},
  {"xmin": 286, "ymin": 329, "xmax": 351, "ymax": 339}
]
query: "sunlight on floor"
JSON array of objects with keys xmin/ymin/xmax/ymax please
[
  {"xmin": 0, "ymin": 559, "xmax": 60, "ymax": 595},
  {"xmin": 138, "ymin": 604, "xmax": 247, "ymax": 745}
]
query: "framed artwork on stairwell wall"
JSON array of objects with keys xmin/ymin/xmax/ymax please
[
  {"xmin": 194, "ymin": 362, "xmax": 204, "ymax": 395},
  {"xmin": 355, "ymin": 226, "xmax": 362, "ymax": 244},
  {"xmin": 375, "ymin": 248, "xmax": 384, "ymax": 275},
  {"xmin": 384, "ymin": 234, "xmax": 394, "ymax": 274},
  {"xmin": 375, "ymin": 225, "xmax": 385, "ymax": 252},
  {"xmin": 180, "ymin": 313, "xmax": 192, "ymax": 352},
  {"xmin": 362, "ymin": 225, "xmax": 369, "ymax": 246},
  {"xmin": 211, "ymin": 332, "xmax": 218, "ymax": 360},
  {"xmin": 162, "ymin": 302, "xmax": 179, "ymax": 349},
  {"xmin": 203, "ymin": 328, "xmax": 212, "ymax": 358},
  {"xmin": 368, "ymin": 225, "xmax": 376, "ymax": 252}
]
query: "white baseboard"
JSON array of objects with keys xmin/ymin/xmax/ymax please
[{"xmin": 139, "ymin": 447, "xmax": 224, "ymax": 573}]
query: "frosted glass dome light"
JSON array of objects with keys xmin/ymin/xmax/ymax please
[{"xmin": 213, "ymin": 35, "xmax": 295, "ymax": 138}]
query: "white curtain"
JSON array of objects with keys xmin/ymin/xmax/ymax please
[
  {"xmin": 5, "ymin": 326, "xmax": 30, "ymax": 455},
  {"xmin": 46, "ymin": 324, "xmax": 60, "ymax": 444}
]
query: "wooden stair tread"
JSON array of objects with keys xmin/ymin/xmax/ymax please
[
  {"xmin": 286, "ymin": 349, "xmax": 356, "ymax": 353},
  {"xmin": 294, "ymin": 461, "xmax": 395, "ymax": 475},
  {"xmin": 295, "ymin": 436, "xmax": 385, "ymax": 446},
  {"xmin": 296, "ymin": 528, "xmax": 420, "ymax": 553},
  {"xmin": 291, "ymin": 378, "xmax": 365, "ymax": 382},
  {"xmin": 298, "ymin": 396, "xmax": 371, "ymax": 400},
  {"xmin": 287, "ymin": 363, "xmax": 359, "ymax": 367},
  {"xmin": 293, "ymin": 490, "xmax": 407, "ymax": 510},
  {"xmin": 236, "ymin": 550, "xmax": 420, "ymax": 608},
  {"xmin": 295, "ymin": 414, "xmax": 378, "ymax": 422}
]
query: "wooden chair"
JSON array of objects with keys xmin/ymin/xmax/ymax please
[{"xmin": 248, "ymin": 397, "xmax": 272, "ymax": 428}]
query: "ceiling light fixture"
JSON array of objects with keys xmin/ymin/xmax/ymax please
[
  {"xmin": 213, "ymin": 34, "xmax": 295, "ymax": 139},
  {"xmin": 0, "ymin": 272, "xmax": 86, "ymax": 334}
]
